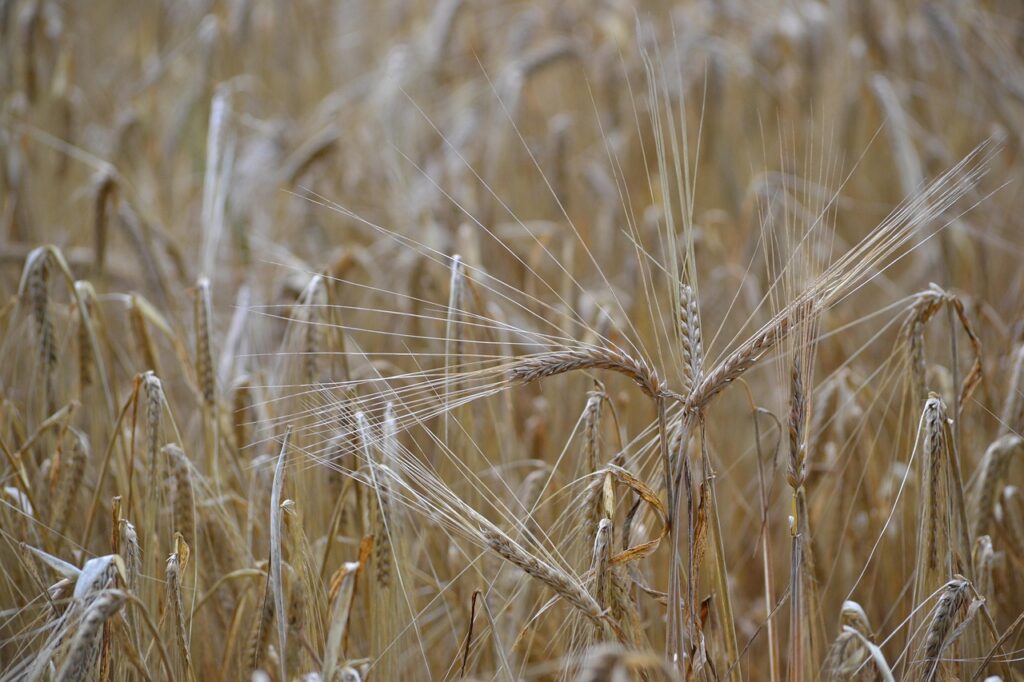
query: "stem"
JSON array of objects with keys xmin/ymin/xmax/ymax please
[{"xmin": 703, "ymin": 445, "xmax": 741, "ymax": 681}]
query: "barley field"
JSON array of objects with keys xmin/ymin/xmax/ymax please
[{"xmin": 2, "ymin": 1, "xmax": 1024, "ymax": 680}]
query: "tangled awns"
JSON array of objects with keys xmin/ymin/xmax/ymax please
[{"xmin": 3, "ymin": 1, "xmax": 1024, "ymax": 680}]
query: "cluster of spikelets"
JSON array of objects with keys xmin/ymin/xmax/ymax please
[{"xmin": 4, "ymin": 1, "xmax": 1024, "ymax": 681}]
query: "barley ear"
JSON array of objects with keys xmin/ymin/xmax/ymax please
[
  {"xmin": 55, "ymin": 591, "xmax": 128, "ymax": 682},
  {"xmin": 918, "ymin": 578, "xmax": 971, "ymax": 681},
  {"xmin": 165, "ymin": 550, "xmax": 196, "ymax": 682},
  {"xmin": 164, "ymin": 444, "xmax": 196, "ymax": 546},
  {"xmin": 970, "ymin": 435, "xmax": 1023, "ymax": 540},
  {"xmin": 678, "ymin": 282, "xmax": 703, "ymax": 393}
]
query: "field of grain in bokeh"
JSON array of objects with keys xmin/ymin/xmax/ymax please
[{"xmin": 3, "ymin": 1, "xmax": 1024, "ymax": 680}]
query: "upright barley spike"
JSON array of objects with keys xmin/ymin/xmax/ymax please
[
  {"xmin": 77, "ymin": 294, "xmax": 94, "ymax": 393},
  {"xmin": 912, "ymin": 393, "xmax": 978, "ymax": 668},
  {"xmin": 785, "ymin": 299, "xmax": 823, "ymax": 681},
  {"xmin": 923, "ymin": 397, "xmax": 948, "ymax": 573},
  {"xmin": 195, "ymin": 277, "xmax": 219, "ymax": 484},
  {"xmin": 678, "ymin": 282, "xmax": 703, "ymax": 394},
  {"xmin": 195, "ymin": 278, "xmax": 215, "ymax": 407},
  {"xmin": 788, "ymin": 355, "xmax": 808, "ymax": 492},
  {"xmin": 23, "ymin": 249, "xmax": 57, "ymax": 413},
  {"xmin": 164, "ymin": 444, "xmax": 196, "ymax": 546},
  {"xmin": 919, "ymin": 578, "xmax": 971, "ymax": 681},
  {"xmin": 591, "ymin": 518, "xmax": 612, "ymax": 613},
  {"xmin": 129, "ymin": 296, "xmax": 161, "ymax": 374},
  {"xmin": 91, "ymin": 169, "xmax": 116, "ymax": 279},
  {"xmin": 166, "ymin": 552, "xmax": 195, "ymax": 681},
  {"xmin": 579, "ymin": 390, "xmax": 607, "ymax": 558},
  {"xmin": 582, "ymin": 389, "xmax": 603, "ymax": 474},
  {"xmin": 143, "ymin": 372, "xmax": 163, "ymax": 475},
  {"xmin": 52, "ymin": 429, "xmax": 89, "ymax": 543},
  {"xmin": 117, "ymin": 519, "xmax": 141, "ymax": 596}
]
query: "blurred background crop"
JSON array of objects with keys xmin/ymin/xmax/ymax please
[{"xmin": 3, "ymin": 1, "xmax": 1024, "ymax": 680}]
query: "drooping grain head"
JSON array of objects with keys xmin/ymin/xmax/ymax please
[
  {"xmin": 509, "ymin": 346, "xmax": 663, "ymax": 399},
  {"xmin": 480, "ymin": 525, "xmax": 604, "ymax": 626}
]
